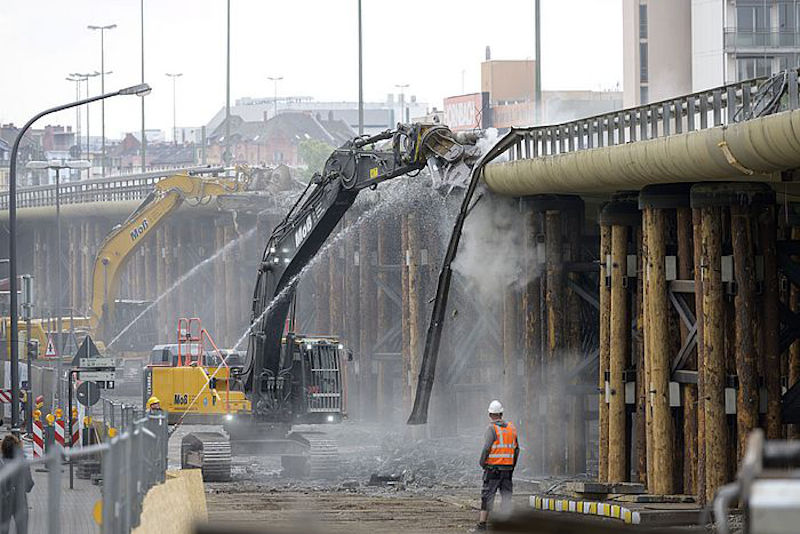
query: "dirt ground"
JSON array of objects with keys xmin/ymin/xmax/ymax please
[{"xmin": 167, "ymin": 420, "xmax": 530, "ymax": 534}]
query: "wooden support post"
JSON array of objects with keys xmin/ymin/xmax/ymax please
[
  {"xmin": 731, "ymin": 205, "xmax": 759, "ymax": 460},
  {"xmin": 634, "ymin": 225, "xmax": 647, "ymax": 485},
  {"xmin": 644, "ymin": 206, "xmax": 675, "ymax": 495},
  {"xmin": 345, "ymin": 217, "xmax": 361, "ymax": 415},
  {"xmin": 359, "ymin": 225, "xmax": 377, "ymax": 420},
  {"xmin": 566, "ymin": 205, "xmax": 585, "ymax": 474},
  {"xmin": 401, "ymin": 215, "xmax": 411, "ymax": 412},
  {"xmin": 676, "ymin": 207, "xmax": 697, "ymax": 495},
  {"xmin": 213, "ymin": 220, "xmax": 226, "ymax": 343},
  {"xmin": 598, "ymin": 224, "xmax": 611, "ymax": 482},
  {"xmin": 328, "ymin": 237, "xmax": 344, "ymax": 336},
  {"xmin": 692, "ymin": 209, "xmax": 707, "ymax": 504},
  {"xmin": 760, "ymin": 206, "xmax": 781, "ymax": 439},
  {"xmin": 700, "ymin": 205, "xmax": 727, "ymax": 503},
  {"xmin": 406, "ymin": 213, "xmax": 422, "ymax": 413},
  {"xmin": 376, "ymin": 218, "xmax": 393, "ymax": 420},
  {"xmin": 608, "ymin": 223, "xmax": 629, "ymax": 482},
  {"xmin": 545, "ymin": 210, "xmax": 565, "ymax": 474},
  {"xmin": 524, "ymin": 205, "xmax": 543, "ymax": 473}
]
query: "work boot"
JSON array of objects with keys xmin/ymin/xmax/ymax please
[{"xmin": 469, "ymin": 522, "xmax": 487, "ymax": 532}]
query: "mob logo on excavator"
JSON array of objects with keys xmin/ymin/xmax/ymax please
[
  {"xmin": 293, "ymin": 214, "xmax": 314, "ymax": 249},
  {"xmin": 130, "ymin": 218, "xmax": 149, "ymax": 242}
]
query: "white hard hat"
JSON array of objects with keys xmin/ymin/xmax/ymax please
[{"xmin": 488, "ymin": 400, "xmax": 504, "ymax": 414}]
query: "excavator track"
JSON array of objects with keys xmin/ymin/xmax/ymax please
[
  {"xmin": 182, "ymin": 432, "xmax": 232, "ymax": 482},
  {"xmin": 282, "ymin": 432, "xmax": 341, "ymax": 479}
]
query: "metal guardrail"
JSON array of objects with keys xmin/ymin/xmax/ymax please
[
  {"xmin": 501, "ymin": 70, "xmax": 800, "ymax": 162},
  {"xmin": 0, "ymin": 165, "xmax": 222, "ymax": 211},
  {"xmin": 0, "ymin": 413, "xmax": 168, "ymax": 534}
]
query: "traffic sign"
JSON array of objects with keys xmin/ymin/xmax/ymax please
[
  {"xmin": 71, "ymin": 336, "xmax": 101, "ymax": 367},
  {"xmin": 78, "ymin": 370, "xmax": 116, "ymax": 382},
  {"xmin": 76, "ymin": 381, "xmax": 101, "ymax": 407},
  {"xmin": 44, "ymin": 335, "xmax": 57, "ymax": 358},
  {"xmin": 79, "ymin": 357, "xmax": 114, "ymax": 368}
]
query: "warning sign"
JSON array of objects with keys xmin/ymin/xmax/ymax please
[{"xmin": 44, "ymin": 335, "xmax": 57, "ymax": 358}]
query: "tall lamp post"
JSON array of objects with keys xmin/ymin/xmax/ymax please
[
  {"xmin": 395, "ymin": 83, "xmax": 409, "ymax": 124},
  {"xmin": 26, "ymin": 159, "xmax": 91, "ymax": 404},
  {"xmin": 7, "ymin": 82, "xmax": 151, "ymax": 433},
  {"xmin": 267, "ymin": 76, "xmax": 283, "ymax": 119},
  {"xmin": 70, "ymin": 71, "xmax": 100, "ymax": 161},
  {"xmin": 87, "ymin": 24, "xmax": 117, "ymax": 177},
  {"xmin": 165, "ymin": 73, "xmax": 183, "ymax": 145},
  {"xmin": 65, "ymin": 76, "xmax": 85, "ymax": 158},
  {"xmin": 357, "ymin": 0, "xmax": 364, "ymax": 135}
]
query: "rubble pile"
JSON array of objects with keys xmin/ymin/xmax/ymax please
[{"xmin": 340, "ymin": 427, "xmax": 483, "ymax": 489}]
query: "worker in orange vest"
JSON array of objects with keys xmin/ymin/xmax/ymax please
[{"xmin": 474, "ymin": 400, "xmax": 519, "ymax": 531}]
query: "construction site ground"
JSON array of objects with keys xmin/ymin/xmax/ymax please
[{"xmin": 167, "ymin": 420, "xmax": 534, "ymax": 533}]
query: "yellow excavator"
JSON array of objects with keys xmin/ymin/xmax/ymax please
[{"xmin": 4, "ymin": 167, "xmax": 253, "ymax": 355}]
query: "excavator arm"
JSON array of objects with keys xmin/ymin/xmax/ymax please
[
  {"xmin": 89, "ymin": 170, "xmax": 248, "ymax": 340},
  {"xmin": 242, "ymin": 124, "xmax": 479, "ymax": 414}
]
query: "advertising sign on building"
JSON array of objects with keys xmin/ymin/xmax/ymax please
[{"xmin": 443, "ymin": 92, "xmax": 490, "ymax": 131}]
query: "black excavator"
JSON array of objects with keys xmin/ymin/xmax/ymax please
[{"xmin": 181, "ymin": 123, "xmax": 480, "ymax": 480}]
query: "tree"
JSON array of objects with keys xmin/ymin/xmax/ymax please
[{"xmin": 297, "ymin": 138, "xmax": 333, "ymax": 181}]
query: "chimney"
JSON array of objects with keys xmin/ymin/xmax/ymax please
[{"xmin": 485, "ymin": 45, "xmax": 491, "ymax": 61}]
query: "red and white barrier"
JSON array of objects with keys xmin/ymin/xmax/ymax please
[
  {"xmin": 32, "ymin": 415, "xmax": 44, "ymax": 458},
  {"xmin": 71, "ymin": 418, "xmax": 79, "ymax": 446},
  {"xmin": 0, "ymin": 389, "xmax": 11, "ymax": 403},
  {"xmin": 55, "ymin": 418, "xmax": 65, "ymax": 447}
]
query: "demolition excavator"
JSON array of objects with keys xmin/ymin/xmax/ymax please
[{"xmin": 180, "ymin": 123, "xmax": 480, "ymax": 480}]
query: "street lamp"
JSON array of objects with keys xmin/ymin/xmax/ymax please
[
  {"xmin": 165, "ymin": 73, "xmax": 183, "ymax": 145},
  {"xmin": 65, "ymin": 76, "xmax": 84, "ymax": 158},
  {"xmin": 70, "ymin": 71, "xmax": 100, "ymax": 161},
  {"xmin": 267, "ymin": 76, "xmax": 283, "ymax": 119},
  {"xmin": 395, "ymin": 83, "xmax": 409, "ymax": 124},
  {"xmin": 7, "ymin": 82, "xmax": 151, "ymax": 433},
  {"xmin": 87, "ymin": 24, "xmax": 117, "ymax": 177},
  {"xmin": 357, "ymin": 0, "xmax": 364, "ymax": 135},
  {"xmin": 26, "ymin": 160, "xmax": 90, "ymax": 404}
]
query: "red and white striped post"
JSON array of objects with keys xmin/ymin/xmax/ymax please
[
  {"xmin": 54, "ymin": 408, "xmax": 65, "ymax": 447},
  {"xmin": 32, "ymin": 410, "xmax": 44, "ymax": 458}
]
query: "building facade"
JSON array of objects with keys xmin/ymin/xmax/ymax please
[{"xmin": 624, "ymin": 0, "xmax": 800, "ymax": 106}]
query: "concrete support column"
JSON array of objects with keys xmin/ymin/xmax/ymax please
[
  {"xmin": 400, "ymin": 215, "xmax": 411, "ymax": 413},
  {"xmin": 345, "ymin": 216, "xmax": 361, "ymax": 417},
  {"xmin": 565, "ymin": 205, "xmax": 585, "ymax": 474},
  {"xmin": 405, "ymin": 213, "xmax": 422, "ymax": 414},
  {"xmin": 328, "ymin": 226, "xmax": 344, "ymax": 337}
]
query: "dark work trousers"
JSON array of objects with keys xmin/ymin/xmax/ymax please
[{"xmin": 480, "ymin": 468, "xmax": 513, "ymax": 513}]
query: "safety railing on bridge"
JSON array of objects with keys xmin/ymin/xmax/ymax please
[
  {"xmin": 502, "ymin": 70, "xmax": 800, "ymax": 162},
  {"xmin": 0, "ymin": 165, "xmax": 223, "ymax": 211},
  {"xmin": 0, "ymin": 413, "xmax": 168, "ymax": 534}
]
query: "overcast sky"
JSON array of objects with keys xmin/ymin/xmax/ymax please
[{"xmin": 0, "ymin": 0, "xmax": 622, "ymax": 140}]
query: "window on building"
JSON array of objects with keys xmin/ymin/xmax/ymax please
[
  {"xmin": 737, "ymin": 2, "xmax": 773, "ymax": 32},
  {"xmin": 640, "ymin": 85, "xmax": 649, "ymax": 105},
  {"xmin": 640, "ymin": 42, "xmax": 648, "ymax": 83},
  {"xmin": 737, "ymin": 56, "xmax": 775, "ymax": 80},
  {"xmin": 274, "ymin": 151, "xmax": 284, "ymax": 163},
  {"xmin": 639, "ymin": 3, "xmax": 648, "ymax": 40}
]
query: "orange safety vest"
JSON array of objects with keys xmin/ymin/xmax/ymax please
[{"xmin": 486, "ymin": 421, "xmax": 517, "ymax": 466}]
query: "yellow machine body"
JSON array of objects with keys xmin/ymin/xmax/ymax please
[{"xmin": 146, "ymin": 365, "xmax": 251, "ymax": 424}]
